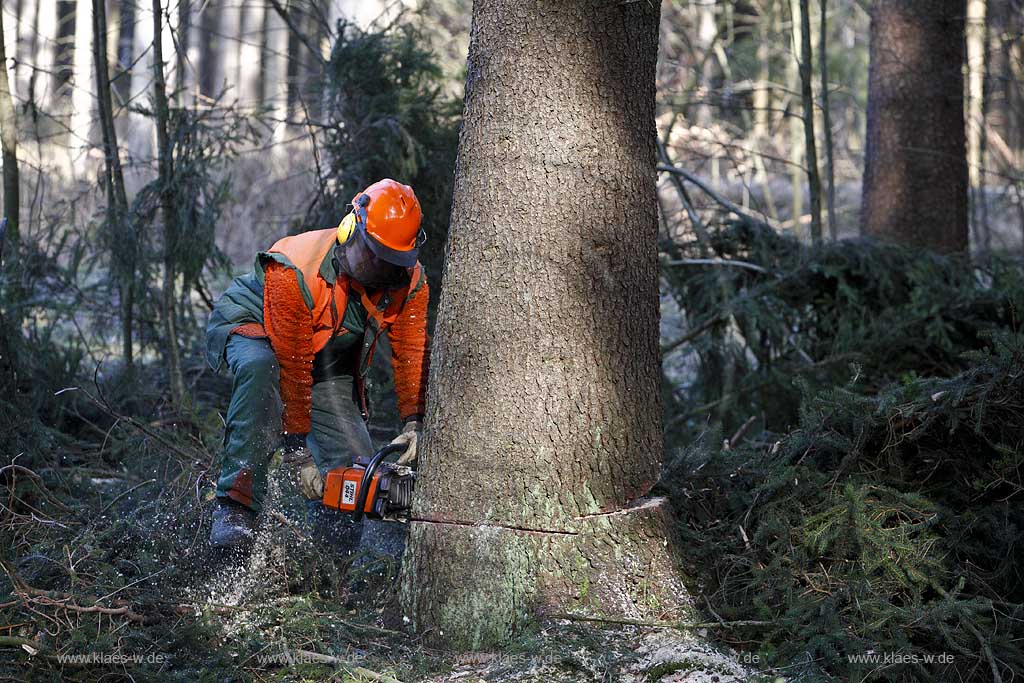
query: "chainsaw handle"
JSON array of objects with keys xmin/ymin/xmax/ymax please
[{"xmin": 353, "ymin": 443, "xmax": 408, "ymax": 522}]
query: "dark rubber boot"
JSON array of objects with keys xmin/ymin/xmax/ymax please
[
  {"xmin": 305, "ymin": 500, "xmax": 362, "ymax": 557},
  {"xmin": 209, "ymin": 498, "xmax": 257, "ymax": 548}
]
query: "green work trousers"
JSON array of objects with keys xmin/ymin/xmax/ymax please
[{"xmin": 215, "ymin": 333, "xmax": 372, "ymax": 512}]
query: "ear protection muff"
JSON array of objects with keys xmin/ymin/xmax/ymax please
[
  {"xmin": 338, "ymin": 193, "xmax": 372, "ymax": 245},
  {"xmin": 337, "ymin": 212, "xmax": 357, "ymax": 245}
]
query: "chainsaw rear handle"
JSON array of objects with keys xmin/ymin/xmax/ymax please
[{"xmin": 353, "ymin": 442, "xmax": 408, "ymax": 522}]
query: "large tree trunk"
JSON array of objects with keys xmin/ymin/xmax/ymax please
[
  {"xmin": 400, "ymin": 0, "xmax": 696, "ymax": 649},
  {"xmin": 860, "ymin": 0, "xmax": 969, "ymax": 253}
]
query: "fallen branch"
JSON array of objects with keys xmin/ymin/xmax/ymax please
[
  {"xmin": 546, "ymin": 613, "xmax": 772, "ymax": 631},
  {"xmin": 0, "ymin": 559, "xmax": 242, "ymax": 625},
  {"xmin": 657, "ymin": 140, "xmax": 713, "ymax": 256},
  {"xmin": 663, "ymin": 257, "xmax": 770, "ymax": 275},
  {"xmin": 657, "ymin": 162, "xmax": 763, "ymax": 225}
]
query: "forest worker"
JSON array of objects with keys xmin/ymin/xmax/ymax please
[{"xmin": 204, "ymin": 178, "xmax": 429, "ymax": 550}]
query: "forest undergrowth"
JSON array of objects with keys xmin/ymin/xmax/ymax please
[{"xmin": 1, "ymin": 219, "xmax": 1022, "ymax": 682}]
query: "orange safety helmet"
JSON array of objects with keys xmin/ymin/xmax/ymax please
[{"xmin": 347, "ymin": 179, "xmax": 425, "ymax": 267}]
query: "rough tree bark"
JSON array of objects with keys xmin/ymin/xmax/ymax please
[
  {"xmin": 400, "ymin": 0, "xmax": 697, "ymax": 649},
  {"xmin": 860, "ymin": 0, "xmax": 969, "ymax": 253}
]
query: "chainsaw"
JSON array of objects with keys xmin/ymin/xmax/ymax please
[{"xmin": 321, "ymin": 443, "xmax": 416, "ymax": 522}]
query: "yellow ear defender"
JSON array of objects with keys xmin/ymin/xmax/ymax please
[{"xmin": 337, "ymin": 212, "xmax": 357, "ymax": 244}]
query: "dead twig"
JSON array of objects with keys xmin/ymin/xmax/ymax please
[{"xmin": 54, "ymin": 386, "xmax": 207, "ymax": 465}]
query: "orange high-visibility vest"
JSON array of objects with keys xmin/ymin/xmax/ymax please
[
  {"xmin": 264, "ymin": 228, "xmax": 425, "ymax": 419},
  {"xmin": 264, "ymin": 228, "xmax": 422, "ymax": 354}
]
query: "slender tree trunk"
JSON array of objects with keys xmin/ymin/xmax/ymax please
[
  {"xmin": 695, "ymin": 0, "xmax": 717, "ymax": 129},
  {"xmin": 978, "ymin": 1, "xmax": 991, "ymax": 247},
  {"xmin": 68, "ymin": 0, "xmax": 96, "ymax": 173},
  {"xmin": 400, "ymin": 0, "xmax": 696, "ymax": 649},
  {"xmin": 93, "ymin": 0, "xmax": 134, "ymax": 367},
  {"xmin": 986, "ymin": 0, "xmax": 1021, "ymax": 168},
  {"xmin": 176, "ymin": 0, "xmax": 191, "ymax": 102},
  {"xmin": 54, "ymin": 0, "xmax": 77, "ymax": 111},
  {"xmin": 860, "ymin": 0, "xmax": 969, "ymax": 253},
  {"xmin": 819, "ymin": 0, "xmax": 837, "ymax": 240},
  {"xmin": 284, "ymin": 1, "xmax": 302, "ymax": 119},
  {"xmin": 0, "ymin": 9, "xmax": 20, "ymax": 254},
  {"xmin": 966, "ymin": 0, "xmax": 989, "ymax": 246},
  {"xmin": 257, "ymin": 1, "xmax": 271, "ymax": 106},
  {"xmin": 114, "ymin": 0, "xmax": 135, "ymax": 104},
  {"xmin": 755, "ymin": 0, "xmax": 780, "ymax": 223},
  {"xmin": 752, "ymin": 0, "xmax": 770, "ymax": 143},
  {"xmin": 1009, "ymin": 6, "xmax": 1024, "ymax": 163},
  {"xmin": 152, "ymin": 0, "xmax": 186, "ymax": 407},
  {"xmin": 785, "ymin": 1, "xmax": 804, "ymax": 237},
  {"xmin": 198, "ymin": 0, "xmax": 221, "ymax": 99},
  {"xmin": 796, "ymin": 0, "xmax": 822, "ymax": 242},
  {"xmin": 16, "ymin": 0, "xmax": 40, "ymax": 109}
]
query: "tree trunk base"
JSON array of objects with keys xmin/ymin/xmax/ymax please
[{"xmin": 401, "ymin": 497, "xmax": 697, "ymax": 649}]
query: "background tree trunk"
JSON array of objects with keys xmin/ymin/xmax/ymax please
[
  {"xmin": 400, "ymin": 0, "xmax": 696, "ymax": 649},
  {"xmin": 819, "ymin": 0, "xmax": 837, "ymax": 240},
  {"xmin": 114, "ymin": 0, "xmax": 135, "ymax": 104},
  {"xmin": 152, "ymin": 0, "xmax": 186, "ymax": 407},
  {"xmin": 0, "ymin": 9, "xmax": 20, "ymax": 254},
  {"xmin": 786, "ymin": 0, "xmax": 804, "ymax": 237},
  {"xmin": 797, "ymin": 0, "xmax": 822, "ymax": 243},
  {"xmin": 92, "ymin": 0, "xmax": 134, "ymax": 367},
  {"xmin": 54, "ymin": 0, "xmax": 76, "ymax": 111},
  {"xmin": 197, "ymin": 0, "xmax": 222, "ymax": 99},
  {"xmin": 860, "ymin": 0, "xmax": 969, "ymax": 253},
  {"xmin": 176, "ymin": 0, "xmax": 191, "ymax": 101}
]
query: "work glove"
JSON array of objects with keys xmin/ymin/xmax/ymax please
[
  {"xmin": 281, "ymin": 433, "xmax": 323, "ymax": 500},
  {"xmin": 390, "ymin": 419, "xmax": 422, "ymax": 466}
]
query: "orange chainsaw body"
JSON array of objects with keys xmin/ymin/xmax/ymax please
[
  {"xmin": 323, "ymin": 466, "xmax": 381, "ymax": 514},
  {"xmin": 319, "ymin": 444, "xmax": 416, "ymax": 521}
]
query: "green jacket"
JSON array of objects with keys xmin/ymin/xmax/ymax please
[{"xmin": 205, "ymin": 246, "xmax": 365, "ymax": 373}]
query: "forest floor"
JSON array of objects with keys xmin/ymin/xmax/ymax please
[
  {"xmin": 0, "ymin": 432, "xmax": 784, "ymax": 682},
  {"xmin": 6, "ymin": 227, "xmax": 1024, "ymax": 682}
]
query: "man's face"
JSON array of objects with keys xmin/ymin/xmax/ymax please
[{"xmin": 340, "ymin": 232, "xmax": 409, "ymax": 290}]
